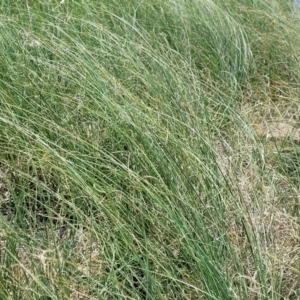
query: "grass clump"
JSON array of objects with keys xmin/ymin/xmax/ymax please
[{"xmin": 0, "ymin": 0, "xmax": 299, "ymax": 299}]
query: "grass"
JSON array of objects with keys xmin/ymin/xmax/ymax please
[{"xmin": 0, "ymin": 0, "xmax": 299, "ymax": 299}]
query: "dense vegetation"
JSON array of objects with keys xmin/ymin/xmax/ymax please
[{"xmin": 0, "ymin": 0, "xmax": 299, "ymax": 299}]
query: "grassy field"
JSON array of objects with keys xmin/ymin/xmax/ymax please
[{"xmin": 0, "ymin": 0, "xmax": 299, "ymax": 299}]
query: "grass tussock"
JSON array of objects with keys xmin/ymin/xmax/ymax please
[{"xmin": 0, "ymin": 0, "xmax": 300, "ymax": 299}]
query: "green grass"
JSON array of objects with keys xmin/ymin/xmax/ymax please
[{"xmin": 0, "ymin": 0, "xmax": 299, "ymax": 299}]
